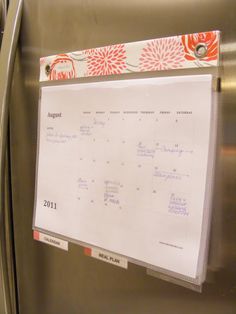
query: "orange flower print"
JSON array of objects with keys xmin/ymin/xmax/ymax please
[
  {"xmin": 86, "ymin": 44, "xmax": 127, "ymax": 76},
  {"xmin": 40, "ymin": 57, "xmax": 46, "ymax": 66},
  {"xmin": 182, "ymin": 31, "xmax": 218, "ymax": 61},
  {"xmin": 139, "ymin": 37, "xmax": 185, "ymax": 71},
  {"xmin": 49, "ymin": 54, "xmax": 76, "ymax": 80}
]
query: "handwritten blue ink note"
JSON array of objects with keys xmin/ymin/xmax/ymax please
[{"xmin": 168, "ymin": 193, "xmax": 189, "ymax": 216}]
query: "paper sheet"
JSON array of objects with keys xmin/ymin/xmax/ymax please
[{"xmin": 34, "ymin": 75, "xmax": 214, "ymax": 279}]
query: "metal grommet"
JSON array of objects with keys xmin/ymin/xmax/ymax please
[
  {"xmin": 194, "ymin": 43, "xmax": 208, "ymax": 59},
  {"xmin": 45, "ymin": 64, "xmax": 51, "ymax": 76}
]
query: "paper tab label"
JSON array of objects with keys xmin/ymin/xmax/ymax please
[
  {"xmin": 33, "ymin": 231, "xmax": 68, "ymax": 251},
  {"xmin": 85, "ymin": 247, "xmax": 128, "ymax": 269}
]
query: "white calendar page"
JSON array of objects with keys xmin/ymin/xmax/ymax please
[{"xmin": 34, "ymin": 75, "xmax": 214, "ymax": 279}]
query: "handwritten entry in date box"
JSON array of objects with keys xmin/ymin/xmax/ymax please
[{"xmin": 34, "ymin": 75, "xmax": 215, "ymax": 281}]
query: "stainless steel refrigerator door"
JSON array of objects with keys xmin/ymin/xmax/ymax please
[
  {"xmin": 0, "ymin": 3, "xmax": 5, "ymax": 312},
  {"xmin": 9, "ymin": 0, "xmax": 236, "ymax": 313},
  {"xmin": 0, "ymin": 1, "xmax": 22, "ymax": 313}
]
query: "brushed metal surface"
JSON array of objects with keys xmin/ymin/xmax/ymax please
[
  {"xmin": 9, "ymin": 0, "xmax": 236, "ymax": 313},
  {"xmin": 0, "ymin": 0, "xmax": 7, "ymax": 45},
  {"xmin": 0, "ymin": 5, "xmax": 4, "ymax": 313},
  {"xmin": 0, "ymin": 0, "xmax": 22, "ymax": 313}
]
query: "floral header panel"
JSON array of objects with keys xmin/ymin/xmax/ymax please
[{"xmin": 40, "ymin": 31, "xmax": 220, "ymax": 82}]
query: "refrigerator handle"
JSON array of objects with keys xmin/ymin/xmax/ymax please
[{"xmin": 0, "ymin": 0, "xmax": 23, "ymax": 313}]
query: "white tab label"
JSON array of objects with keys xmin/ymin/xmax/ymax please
[
  {"xmin": 85, "ymin": 247, "xmax": 128, "ymax": 269},
  {"xmin": 33, "ymin": 231, "xmax": 68, "ymax": 251}
]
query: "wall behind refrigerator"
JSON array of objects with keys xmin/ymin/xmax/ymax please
[{"xmin": 9, "ymin": 0, "xmax": 236, "ymax": 313}]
